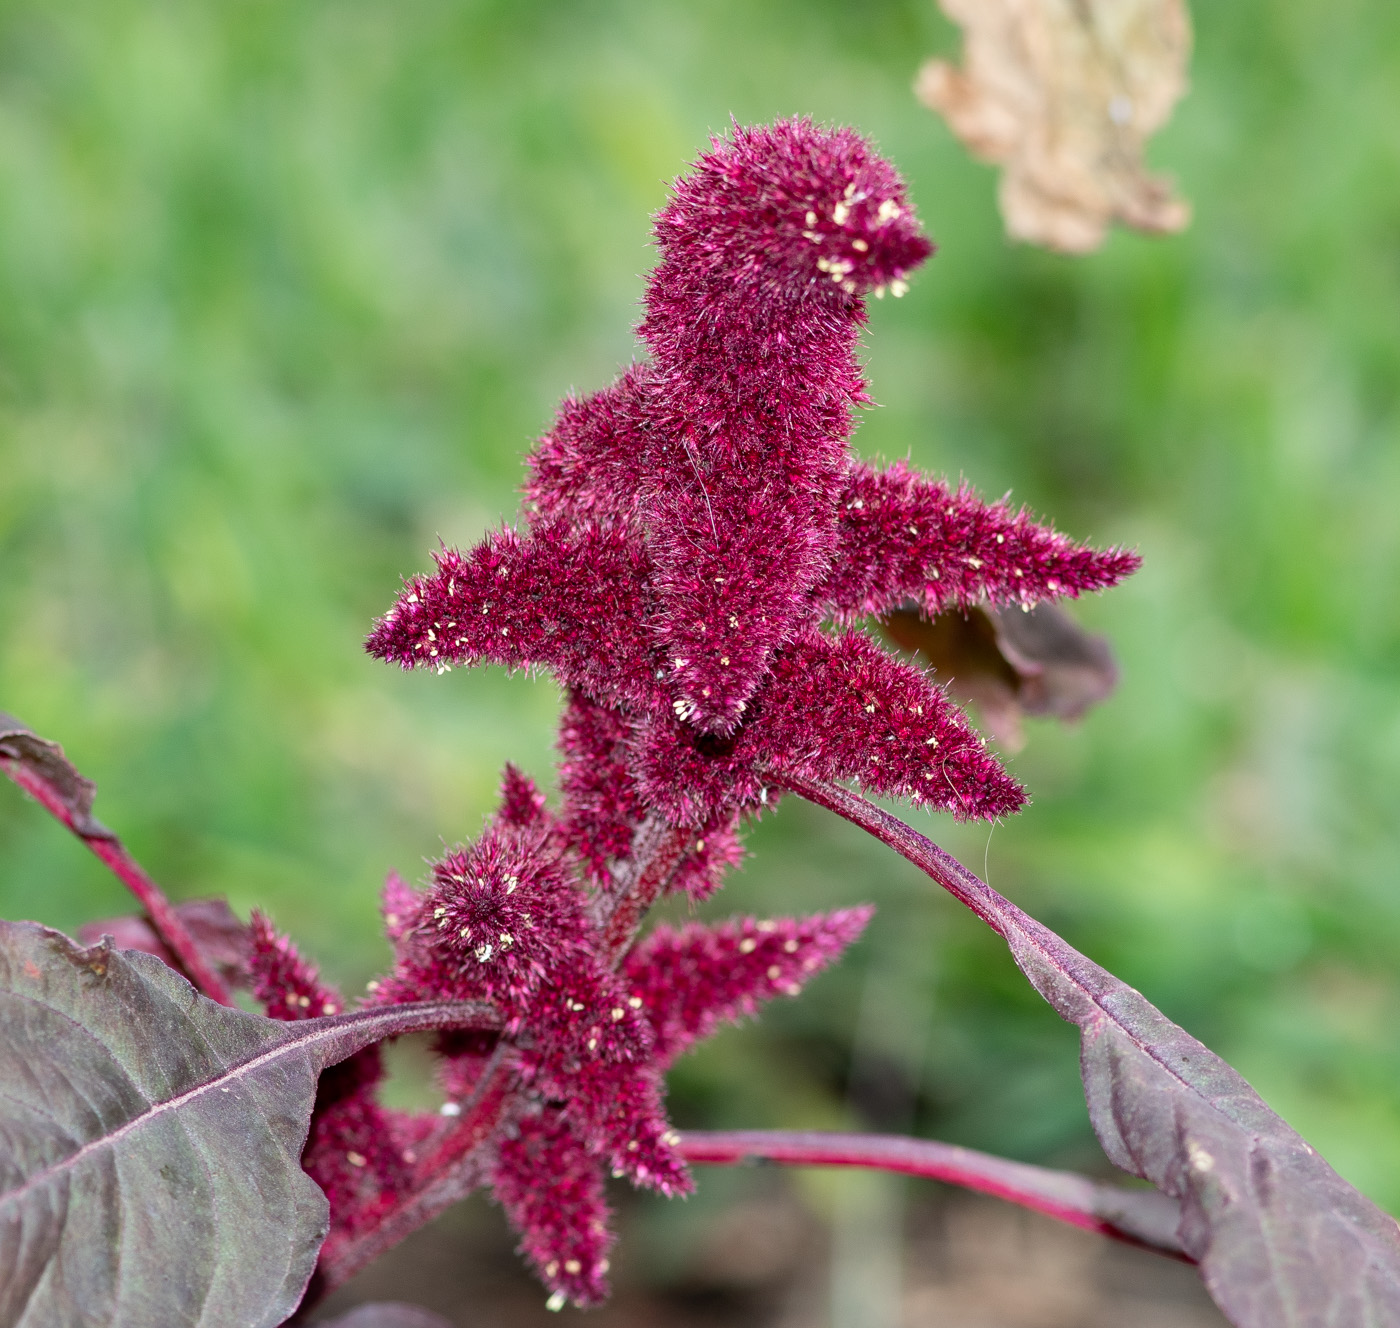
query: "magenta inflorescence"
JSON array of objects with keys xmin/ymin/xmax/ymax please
[{"xmin": 249, "ymin": 119, "xmax": 1138, "ymax": 1308}]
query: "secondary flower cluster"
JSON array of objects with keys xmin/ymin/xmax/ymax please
[
  {"xmin": 247, "ymin": 118, "xmax": 1139, "ymax": 1309},
  {"xmin": 249, "ymin": 767, "xmax": 870, "ymax": 1306}
]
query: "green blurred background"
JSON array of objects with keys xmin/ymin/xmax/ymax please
[{"xmin": 2, "ymin": 0, "xmax": 1400, "ymax": 1300}]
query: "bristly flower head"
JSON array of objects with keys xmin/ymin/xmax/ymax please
[
  {"xmin": 646, "ymin": 118, "xmax": 932, "ymax": 324},
  {"xmin": 359, "ymin": 767, "xmax": 876, "ymax": 1308},
  {"xmin": 413, "ymin": 821, "xmax": 590, "ymax": 1009},
  {"xmin": 368, "ymin": 118, "xmax": 1138, "ymax": 839}
]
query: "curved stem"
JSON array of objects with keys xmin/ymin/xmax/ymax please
[
  {"xmin": 599, "ymin": 813, "xmax": 692, "ymax": 967},
  {"xmin": 768, "ymin": 771, "xmax": 1016, "ymax": 938},
  {"xmin": 678, "ymin": 1129, "xmax": 1188, "ymax": 1259},
  {"xmin": 1, "ymin": 733, "xmax": 233, "ymax": 1005}
]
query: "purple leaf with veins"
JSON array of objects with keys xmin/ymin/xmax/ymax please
[
  {"xmin": 787, "ymin": 775, "xmax": 1400, "ymax": 1328},
  {"xmin": 0, "ymin": 920, "xmax": 495, "ymax": 1328}
]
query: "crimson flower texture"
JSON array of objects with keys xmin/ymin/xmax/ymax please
[
  {"xmin": 367, "ymin": 118, "xmax": 1139, "ymax": 835},
  {"xmin": 357, "ymin": 769, "xmax": 872, "ymax": 1306},
  {"xmin": 346, "ymin": 118, "xmax": 1142, "ymax": 1308}
]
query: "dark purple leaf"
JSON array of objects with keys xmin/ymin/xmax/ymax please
[
  {"xmin": 783, "ymin": 777, "xmax": 1400, "ymax": 1328},
  {"xmin": 881, "ymin": 601, "xmax": 1118, "ymax": 750},
  {"xmin": 315, "ymin": 1305, "xmax": 455, "ymax": 1328},
  {"xmin": 78, "ymin": 897, "xmax": 252, "ymax": 987},
  {"xmin": 0, "ymin": 920, "xmax": 496, "ymax": 1328}
]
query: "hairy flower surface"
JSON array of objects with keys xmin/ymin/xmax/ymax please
[
  {"xmin": 493, "ymin": 1109, "xmax": 615, "ymax": 1308},
  {"xmin": 821, "ymin": 461, "xmax": 1142, "ymax": 620},
  {"xmin": 408, "ymin": 820, "xmax": 592, "ymax": 1010},
  {"xmin": 368, "ymin": 119, "xmax": 1137, "ymax": 835},
  {"xmin": 625, "ymin": 906, "xmax": 874, "ymax": 1065},
  {"xmin": 356, "ymin": 759, "xmax": 873, "ymax": 1306}
]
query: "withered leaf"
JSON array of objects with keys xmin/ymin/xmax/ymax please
[
  {"xmin": 0, "ymin": 919, "xmax": 496, "ymax": 1328},
  {"xmin": 916, "ymin": 0, "xmax": 1192, "ymax": 253},
  {"xmin": 882, "ymin": 600, "xmax": 1119, "ymax": 750}
]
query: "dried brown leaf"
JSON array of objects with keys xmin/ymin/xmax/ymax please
[
  {"xmin": 882, "ymin": 601, "xmax": 1119, "ymax": 750},
  {"xmin": 916, "ymin": 0, "xmax": 1192, "ymax": 253}
]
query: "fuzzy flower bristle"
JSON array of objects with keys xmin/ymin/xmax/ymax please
[
  {"xmin": 248, "ymin": 909, "xmax": 342, "ymax": 1019},
  {"xmin": 822, "ymin": 462, "xmax": 1143, "ymax": 620},
  {"xmin": 493, "ymin": 1109, "xmax": 616, "ymax": 1308},
  {"xmin": 498, "ymin": 762, "xmax": 550, "ymax": 831},
  {"xmin": 631, "ymin": 628, "xmax": 1025, "ymax": 826},
  {"xmin": 417, "ymin": 823, "xmax": 590, "ymax": 1009},
  {"xmin": 625, "ymin": 907, "xmax": 874, "ymax": 1065},
  {"xmin": 381, "ymin": 871, "xmax": 422, "ymax": 945},
  {"xmin": 648, "ymin": 119, "xmax": 932, "ymax": 314}
]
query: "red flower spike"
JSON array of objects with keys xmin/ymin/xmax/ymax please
[
  {"xmin": 371, "ymin": 120, "xmax": 1137, "ymax": 833},
  {"xmin": 522, "ymin": 120, "xmax": 935, "ymax": 735},
  {"xmin": 497, "ymin": 763, "xmax": 551, "ymax": 831},
  {"xmin": 576, "ymin": 1060, "xmax": 690, "ymax": 1195},
  {"xmin": 821, "ymin": 461, "xmax": 1142, "ymax": 620},
  {"xmin": 625, "ymin": 906, "xmax": 875, "ymax": 1066},
  {"xmin": 493, "ymin": 1109, "xmax": 617, "ymax": 1309},
  {"xmin": 635, "ymin": 122, "xmax": 932, "ymax": 734},
  {"xmin": 366, "ymin": 524, "xmax": 662, "ymax": 714},
  {"xmin": 406, "ymin": 822, "xmax": 593, "ymax": 1014},
  {"xmin": 248, "ymin": 910, "xmax": 344, "ymax": 1020},
  {"xmin": 381, "ymin": 871, "xmax": 422, "ymax": 946},
  {"xmin": 631, "ymin": 628, "xmax": 1025, "ymax": 826}
]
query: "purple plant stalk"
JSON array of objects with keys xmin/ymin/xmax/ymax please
[
  {"xmin": 0, "ymin": 735, "xmax": 233, "ymax": 1005},
  {"xmin": 258, "ymin": 118, "xmax": 1143, "ymax": 1312},
  {"xmin": 676, "ymin": 1130, "xmax": 1186, "ymax": 1258}
]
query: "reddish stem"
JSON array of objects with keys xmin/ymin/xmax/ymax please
[
  {"xmin": 599, "ymin": 813, "xmax": 692, "ymax": 966},
  {"xmin": 314, "ymin": 1042, "xmax": 516, "ymax": 1294},
  {"xmin": 678, "ymin": 1129, "xmax": 1188, "ymax": 1259},
  {"xmin": 768, "ymin": 771, "xmax": 1023, "ymax": 938},
  {"xmin": 1, "ymin": 754, "xmax": 233, "ymax": 1005}
]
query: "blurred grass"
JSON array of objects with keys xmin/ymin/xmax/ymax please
[{"xmin": 3, "ymin": 0, "xmax": 1400, "ymax": 1229}]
